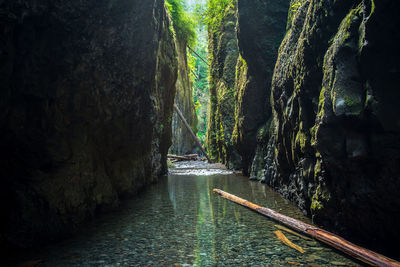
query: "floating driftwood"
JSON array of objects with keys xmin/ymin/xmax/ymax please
[
  {"xmin": 274, "ymin": 230, "xmax": 306, "ymax": 254},
  {"xmin": 213, "ymin": 189, "xmax": 400, "ymax": 267}
]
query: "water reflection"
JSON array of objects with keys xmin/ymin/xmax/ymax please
[{"xmin": 32, "ymin": 164, "xmax": 362, "ymax": 266}]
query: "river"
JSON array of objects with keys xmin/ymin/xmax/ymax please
[{"xmin": 29, "ymin": 161, "xmax": 362, "ymax": 266}]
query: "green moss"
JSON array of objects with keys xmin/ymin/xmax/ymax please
[
  {"xmin": 286, "ymin": 0, "xmax": 305, "ymax": 30},
  {"xmin": 317, "ymin": 87, "xmax": 326, "ymax": 118},
  {"xmin": 344, "ymin": 95, "xmax": 358, "ymax": 108},
  {"xmin": 157, "ymin": 123, "xmax": 164, "ymax": 135},
  {"xmin": 165, "ymin": 0, "xmax": 197, "ymax": 46},
  {"xmin": 311, "ymin": 196, "xmax": 324, "ymax": 211},
  {"xmin": 334, "ymin": 4, "xmax": 363, "ymax": 47},
  {"xmin": 219, "ymin": 120, "xmax": 225, "ymax": 141},
  {"xmin": 168, "ymin": 24, "xmax": 176, "ymax": 39},
  {"xmin": 311, "ymin": 183, "xmax": 331, "ymax": 214},
  {"xmin": 167, "ymin": 160, "xmax": 176, "ymax": 168},
  {"xmin": 204, "ymin": 0, "xmax": 234, "ymax": 32},
  {"xmin": 370, "ymin": 0, "xmax": 375, "ymax": 17},
  {"xmin": 257, "ymin": 123, "xmax": 268, "ymax": 142},
  {"xmin": 205, "ymin": 0, "xmax": 238, "ymax": 166},
  {"xmin": 295, "ymin": 130, "xmax": 307, "ymax": 153},
  {"xmin": 318, "ymin": 86, "xmax": 325, "ymax": 106},
  {"xmin": 225, "ymin": 21, "xmax": 235, "ymax": 29},
  {"xmin": 310, "ymin": 125, "xmax": 316, "ymax": 145},
  {"xmin": 314, "ymin": 158, "xmax": 321, "ymax": 178}
]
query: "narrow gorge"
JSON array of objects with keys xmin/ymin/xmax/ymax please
[{"xmin": 1, "ymin": 0, "xmax": 399, "ymax": 265}]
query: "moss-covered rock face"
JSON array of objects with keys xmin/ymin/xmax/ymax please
[
  {"xmin": 0, "ymin": 0, "xmax": 177, "ymax": 248},
  {"xmin": 170, "ymin": 39, "xmax": 197, "ymax": 155},
  {"xmin": 206, "ymin": 2, "xmax": 241, "ymax": 168},
  {"xmin": 234, "ymin": 0, "xmax": 289, "ymax": 175},
  {"xmin": 264, "ymin": 0, "xmax": 400, "ymax": 255}
]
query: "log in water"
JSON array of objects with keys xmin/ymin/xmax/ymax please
[
  {"xmin": 173, "ymin": 104, "xmax": 212, "ymax": 163},
  {"xmin": 213, "ymin": 189, "xmax": 400, "ymax": 267},
  {"xmin": 17, "ymin": 163, "xmax": 380, "ymax": 266}
]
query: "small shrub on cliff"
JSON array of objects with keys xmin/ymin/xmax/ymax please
[{"xmin": 204, "ymin": 0, "xmax": 234, "ymax": 31}]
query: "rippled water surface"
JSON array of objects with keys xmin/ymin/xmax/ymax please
[{"xmin": 33, "ymin": 161, "xmax": 362, "ymax": 266}]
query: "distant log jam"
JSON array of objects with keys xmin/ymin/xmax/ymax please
[
  {"xmin": 213, "ymin": 189, "xmax": 400, "ymax": 267},
  {"xmin": 168, "ymin": 154, "xmax": 198, "ymax": 161},
  {"xmin": 173, "ymin": 104, "xmax": 212, "ymax": 163}
]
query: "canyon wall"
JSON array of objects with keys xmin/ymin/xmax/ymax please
[
  {"xmin": 0, "ymin": 0, "xmax": 177, "ymax": 248},
  {"xmin": 206, "ymin": 0, "xmax": 288, "ymax": 172},
  {"xmin": 207, "ymin": 0, "xmax": 400, "ymax": 256},
  {"xmin": 206, "ymin": 2, "xmax": 241, "ymax": 168},
  {"xmin": 234, "ymin": 0, "xmax": 289, "ymax": 175},
  {"xmin": 262, "ymin": 0, "xmax": 400, "ymax": 255},
  {"xmin": 170, "ymin": 39, "xmax": 198, "ymax": 155}
]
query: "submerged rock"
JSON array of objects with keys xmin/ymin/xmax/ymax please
[{"xmin": 0, "ymin": 0, "xmax": 177, "ymax": 248}]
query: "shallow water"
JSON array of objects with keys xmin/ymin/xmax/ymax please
[{"xmin": 33, "ymin": 161, "xmax": 362, "ymax": 266}]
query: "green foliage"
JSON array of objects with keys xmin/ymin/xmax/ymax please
[
  {"xmin": 167, "ymin": 160, "xmax": 176, "ymax": 168},
  {"xmin": 291, "ymin": 1, "xmax": 301, "ymax": 12},
  {"xmin": 187, "ymin": 50, "xmax": 196, "ymax": 81},
  {"xmin": 204, "ymin": 0, "xmax": 234, "ymax": 31},
  {"xmin": 369, "ymin": 0, "xmax": 375, "ymax": 17},
  {"xmin": 191, "ymin": 28, "xmax": 210, "ymax": 145},
  {"xmin": 167, "ymin": 0, "xmax": 211, "ymax": 145},
  {"xmin": 166, "ymin": 0, "xmax": 197, "ymax": 46},
  {"xmin": 192, "ymin": 3, "xmax": 206, "ymax": 26},
  {"xmin": 287, "ymin": 0, "xmax": 304, "ymax": 30}
]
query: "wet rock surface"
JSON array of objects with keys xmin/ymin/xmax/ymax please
[
  {"xmin": 262, "ymin": 0, "xmax": 400, "ymax": 257},
  {"xmin": 0, "ymin": 0, "xmax": 177, "ymax": 248},
  {"xmin": 170, "ymin": 39, "xmax": 198, "ymax": 155},
  {"xmin": 206, "ymin": 0, "xmax": 400, "ymax": 258},
  {"xmin": 234, "ymin": 0, "xmax": 289, "ymax": 175},
  {"xmin": 206, "ymin": 2, "xmax": 241, "ymax": 169}
]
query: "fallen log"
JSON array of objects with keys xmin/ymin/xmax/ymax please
[
  {"xmin": 274, "ymin": 230, "xmax": 306, "ymax": 254},
  {"xmin": 213, "ymin": 189, "xmax": 400, "ymax": 267},
  {"xmin": 274, "ymin": 224, "xmax": 311, "ymax": 241},
  {"xmin": 167, "ymin": 154, "xmax": 198, "ymax": 161},
  {"xmin": 185, "ymin": 154, "xmax": 199, "ymax": 158},
  {"xmin": 187, "ymin": 45, "xmax": 210, "ymax": 66},
  {"xmin": 173, "ymin": 104, "xmax": 212, "ymax": 163}
]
